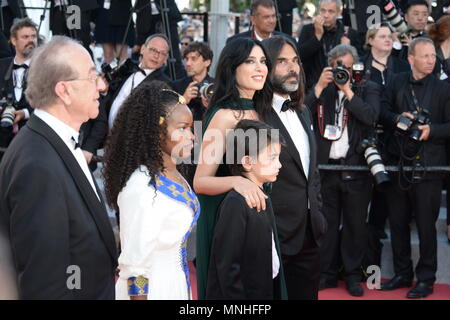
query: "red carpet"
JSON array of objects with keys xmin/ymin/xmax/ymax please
[{"xmin": 189, "ymin": 263, "xmax": 450, "ymax": 300}]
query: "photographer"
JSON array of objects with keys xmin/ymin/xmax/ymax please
[
  {"xmin": 304, "ymin": 44, "xmax": 381, "ymax": 297},
  {"xmin": 0, "ymin": 18, "xmax": 37, "ymax": 155},
  {"xmin": 171, "ymin": 42, "xmax": 213, "ymax": 122},
  {"xmin": 393, "ymin": 0, "xmax": 430, "ymax": 61},
  {"xmin": 379, "ymin": 37, "xmax": 450, "ymax": 298},
  {"xmin": 107, "ymin": 34, "xmax": 171, "ymax": 129},
  {"xmin": 297, "ymin": 0, "xmax": 363, "ymax": 90}
]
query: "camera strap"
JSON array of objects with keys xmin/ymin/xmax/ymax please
[
  {"xmin": 317, "ymin": 95, "xmax": 349, "ymax": 141},
  {"xmin": 409, "ymin": 84, "xmax": 421, "ymax": 113}
]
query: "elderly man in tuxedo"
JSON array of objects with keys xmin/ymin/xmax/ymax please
[{"xmin": 0, "ymin": 36, "xmax": 117, "ymax": 299}]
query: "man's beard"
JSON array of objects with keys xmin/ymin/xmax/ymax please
[
  {"xmin": 22, "ymin": 43, "xmax": 35, "ymax": 58},
  {"xmin": 272, "ymin": 72, "xmax": 300, "ymax": 95}
]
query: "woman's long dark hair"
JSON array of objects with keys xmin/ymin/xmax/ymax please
[
  {"xmin": 206, "ymin": 37, "xmax": 273, "ymax": 119},
  {"xmin": 260, "ymin": 35, "xmax": 306, "ymax": 119},
  {"xmin": 102, "ymin": 80, "xmax": 179, "ymax": 211}
]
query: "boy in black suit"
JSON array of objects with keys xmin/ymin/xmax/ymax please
[{"xmin": 206, "ymin": 119, "xmax": 287, "ymax": 300}]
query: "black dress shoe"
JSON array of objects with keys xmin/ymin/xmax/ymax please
[
  {"xmin": 346, "ymin": 281, "xmax": 364, "ymax": 297},
  {"xmin": 407, "ymin": 282, "xmax": 433, "ymax": 299},
  {"xmin": 319, "ymin": 278, "xmax": 338, "ymax": 290},
  {"xmin": 380, "ymin": 275, "xmax": 412, "ymax": 291}
]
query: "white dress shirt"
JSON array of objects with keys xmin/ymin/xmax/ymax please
[
  {"xmin": 272, "ymin": 94, "xmax": 310, "ymax": 178},
  {"xmin": 13, "ymin": 58, "xmax": 31, "ymax": 119},
  {"xmin": 108, "ymin": 67, "xmax": 154, "ymax": 129},
  {"xmin": 271, "ymin": 232, "xmax": 280, "ymax": 279},
  {"xmin": 329, "ymin": 91, "xmax": 350, "ymax": 160},
  {"xmin": 254, "ymin": 30, "xmax": 273, "ymax": 41},
  {"xmin": 34, "ymin": 109, "xmax": 100, "ymax": 201}
]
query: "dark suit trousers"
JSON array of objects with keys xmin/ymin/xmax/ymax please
[
  {"xmin": 278, "ymin": 213, "xmax": 320, "ymax": 300},
  {"xmin": 320, "ymin": 171, "xmax": 372, "ymax": 282},
  {"xmin": 385, "ymin": 177, "xmax": 442, "ymax": 284}
]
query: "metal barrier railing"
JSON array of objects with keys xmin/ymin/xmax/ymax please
[{"xmin": 318, "ymin": 165, "xmax": 450, "ymax": 172}]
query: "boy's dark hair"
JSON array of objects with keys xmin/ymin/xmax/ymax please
[
  {"xmin": 183, "ymin": 41, "xmax": 213, "ymax": 62},
  {"xmin": 227, "ymin": 119, "xmax": 285, "ymax": 177}
]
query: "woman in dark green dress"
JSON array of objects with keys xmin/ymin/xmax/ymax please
[{"xmin": 193, "ymin": 38, "xmax": 276, "ymax": 299}]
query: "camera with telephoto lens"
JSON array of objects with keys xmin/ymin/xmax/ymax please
[
  {"xmin": 196, "ymin": 82, "xmax": 215, "ymax": 100},
  {"xmin": 0, "ymin": 94, "xmax": 17, "ymax": 128},
  {"xmin": 332, "ymin": 60, "xmax": 350, "ymax": 85},
  {"xmin": 356, "ymin": 136, "xmax": 390, "ymax": 187},
  {"xmin": 378, "ymin": 0, "xmax": 409, "ymax": 34}
]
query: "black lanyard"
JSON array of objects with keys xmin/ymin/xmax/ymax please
[{"xmin": 409, "ymin": 83, "xmax": 421, "ymax": 112}]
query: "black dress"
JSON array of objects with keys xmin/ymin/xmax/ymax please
[{"xmin": 94, "ymin": 0, "xmax": 135, "ymax": 47}]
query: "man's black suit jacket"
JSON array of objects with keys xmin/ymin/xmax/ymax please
[
  {"xmin": 206, "ymin": 190, "xmax": 282, "ymax": 299},
  {"xmin": 380, "ymin": 72, "xmax": 450, "ymax": 178},
  {"xmin": 0, "ymin": 115, "xmax": 117, "ymax": 299},
  {"xmin": 226, "ymin": 30, "xmax": 296, "ymax": 45},
  {"xmin": 304, "ymin": 81, "xmax": 381, "ymax": 175},
  {"xmin": 265, "ymin": 107, "xmax": 327, "ymax": 256}
]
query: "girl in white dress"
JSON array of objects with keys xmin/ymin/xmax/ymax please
[{"xmin": 102, "ymin": 80, "xmax": 199, "ymax": 300}]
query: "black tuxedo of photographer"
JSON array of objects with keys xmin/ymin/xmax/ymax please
[
  {"xmin": 0, "ymin": 57, "xmax": 31, "ymax": 154},
  {"xmin": 50, "ymin": 0, "xmax": 98, "ymax": 53},
  {"xmin": 378, "ymin": 39, "xmax": 450, "ymax": 298},
  {"xmin": 297, "ymin": 0, "xmax": 363, "ymax": 91},
  {"xmin": 134, "ymin": 0, "xmax": 185, "ymax": 80},
  {"xmin": 304, "ymin": 45, "xmax": 381, "ymax": 296}
]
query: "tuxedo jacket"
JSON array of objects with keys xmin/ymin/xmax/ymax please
[
  {"xmin": 265, "ymin": 107, "xmax": 327, "ymax": 256},
  {"xmin": 206, "ymin": 190, "xmax": 284, "ymax": 299},
  {"xmin": 0, "ymin": 57, "xmax": 31, "ymax": 111},
  {"xmin": 0, "ymin": 115, "xmax": 117, "ymax": 299},
  {"xmin": 226, "ymin": 30, "xmax": 296, "ymax": 45},
  {"xmin": 380, "ymin": 72, "xmax": 450, "ymax": 174}
]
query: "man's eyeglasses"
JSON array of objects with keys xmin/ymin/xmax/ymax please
[
  {"xmin": 65, "ymin": 73, "xmax": 105, "ymax": 87},
  {"xmin": 147, "ymin": 46, "xmax": 169, "ymax": 58}
]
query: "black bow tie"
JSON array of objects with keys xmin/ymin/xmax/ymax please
[
  {"xmin": 13, "ymin": 63, "xmax": 29, "ymax": 70},
  {"xmin": 71, "ymin": 136, "xmax": 81, "ymax": 150},
  {"xmin": 281, "ymin": 100, "xmax": 297, "ymax": 112}
]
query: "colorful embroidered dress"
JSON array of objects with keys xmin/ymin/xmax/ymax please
[{"xmin": 116, "ymin": 166, "xmax": 200, "ymax": 300}]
